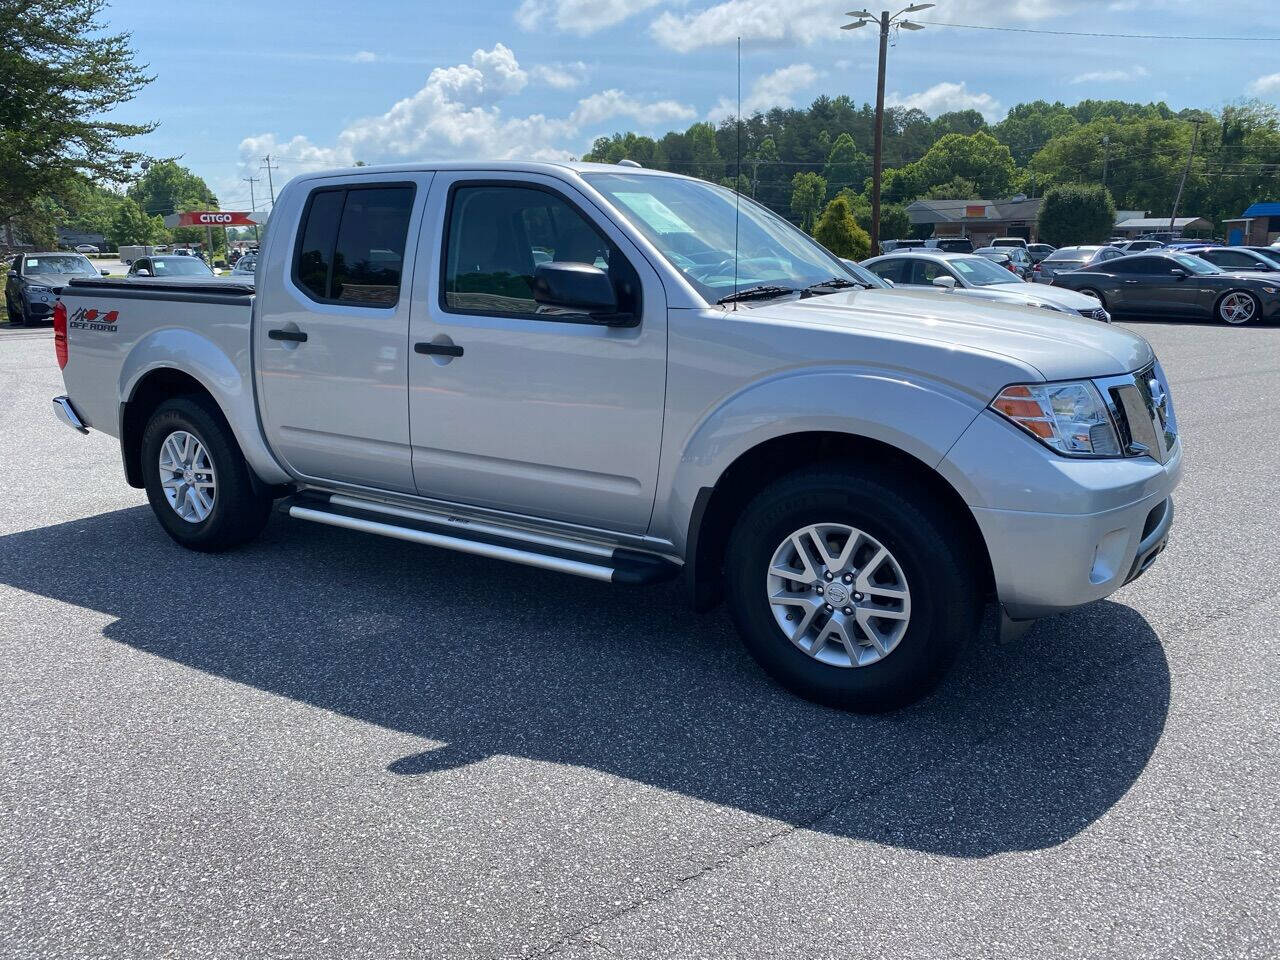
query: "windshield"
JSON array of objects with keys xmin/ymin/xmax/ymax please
[
  {"xmin": 23, "ymin": 255, "xmax": 96, "ymax": 277},
  {"xmin": 149, "ymin": 257, "xmax": 213, "ymax": 276},
  {"xmin": 951, "ymin": 255, "xmax": 1024, "ymax": 286},
  {"xmin": 583, "ymin": 172, "xmax": 877, "ymax": 302},
  {"xmin": 1172, "ymin": 254, "xmax": 1220, "ymax": 275},
  {"xmin": 1046, "ymin": 248, "xmax": 1091, "ymax": 262}
]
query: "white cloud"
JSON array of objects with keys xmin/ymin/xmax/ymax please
[
  {"xmin": 887, "ymin": 81, "xmax": 1004, "ymax": 123},
  {"xmin": 1249, "ymin": 72, "xmax": 1280, "ymax": 96},
  {"xmin": 515, "ymin": 0, "xmax": 663, "ymax": 35},
  {"xmin": 708, "ymin": 63, "xmax": 818, "ymax": 121},
  {"xmin": 238, "ymin": 44, "xmax": 694, "ymax": 178},
  {"xmin": 572, "ymin": 89, "xmax": 695, "ymax": 127},
  {"xmin": 531, "ymin": 61, "xmax": 589, "ymax": 89},
  {"xmin": 650, "ymin": 0, "xmax": 835, "ymax": 52},
  {"xmin": 350, "ymin": 50, "xmax": 379, "ymax": 63},
  {"xmin": 1070, "ymin": 65, "xmax": 1149, "ymax": 85}
]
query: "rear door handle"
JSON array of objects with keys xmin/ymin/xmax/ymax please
[
  {"xmin": 268, "ymin": 328, "xmax": 308, "ymax": 342},
  {"xmin": 415, "ymin": 342, "xmax": 464, "ymax": 358}
]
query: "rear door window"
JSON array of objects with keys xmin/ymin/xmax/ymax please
[
  {"xmin": 294, "ymin": 184, "xmax": 415, "ymax": 306},
  {"xmin": 865, "ymin": 259, "xmax": 906, "ymax": 284}
]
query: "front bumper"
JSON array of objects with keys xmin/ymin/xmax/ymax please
[
  {"xmin": 24, "ymin": 298, "xmax": 54, "ymax": 320},
  {"xmin": 942, "ymin": 409, "xmax": 1182, "ymax": 621}
]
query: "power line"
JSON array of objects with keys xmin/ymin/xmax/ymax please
[{"xmin": 916, "ymin": 20, "xmax": 1280, "ymax": 41}]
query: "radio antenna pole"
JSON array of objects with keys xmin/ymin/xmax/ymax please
[{"xmin": 732, "ymin": 36, "xmax": 742, "ymax": 311}]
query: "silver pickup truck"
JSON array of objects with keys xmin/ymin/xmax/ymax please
[{"xmin": 51, "ymin": 161, "xmax": 1181, "ymax": 710}]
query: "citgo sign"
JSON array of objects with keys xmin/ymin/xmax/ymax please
[{"xmin": 169, "ymin": 211, "xmax": 259, "ymax": 227}]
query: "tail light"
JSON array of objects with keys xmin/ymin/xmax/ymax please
[
  {"xmin": 1033, "ymin": 262, "xmax": 1041, "ymax": 272},
  {"xmin": 53, "ymin": 300, "xmax": 68, "ymax": 369},
  {"xmin": 1007, "ymin": 262, "xmax": 1017, "ymax": 273}
]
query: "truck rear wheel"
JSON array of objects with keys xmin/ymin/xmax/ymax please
[
  {"xmin": 723, "ymin": 464, "xmax": 979, "ymax": 712},
  {"xmin": 140, "ymin": 396, "xmax": 272, "ymax": 551}
]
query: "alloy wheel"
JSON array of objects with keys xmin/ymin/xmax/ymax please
[
  {"xmin": 158, "ymin": 430, "xmax": 217, "ymax": 523},
  {"xmin": 1219, "ymin": 292, "xmax": 1256, "ymax": 325},
  {"xmin": 766, "ymin": 523, "xmax": 912, "ymax": 668}
]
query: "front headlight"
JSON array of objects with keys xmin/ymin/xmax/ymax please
[
  {"xmin": 1032, "ymin": 301, "xmax": 1071, "ymax": 313},
  {"xmin": 991, "ymin": 380, "xmax": 1122, "ymax": 457},
  {"xmin": 27, "ymin": 285, "xmax": 52, "ymax": 296}
]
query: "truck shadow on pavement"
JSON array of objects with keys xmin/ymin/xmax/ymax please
[{"xmin": 1, "ymin": 505, "xmax": 1171, "ymax": 858}]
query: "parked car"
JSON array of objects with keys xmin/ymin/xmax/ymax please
[
  {"xmin": 1026, "ymin": 243, "xmax": 1056, "ymax": 264},
  {"xmin": 5, "ymin": 252, "xmax": 105, "ymax": 326},
  {"xmin": 1137, "ymin": 232, "xmax": 1180, "ymax": 244},
  {"xmin": 1179, "ymin": 246, "xmax": 1280, "ymax": 274},
  {"xmin": 230, "ymin": 253, "xmax": 258, "ymax": 276},
  {"xmin": 51, "ymin": 161, "xmax": 1181, "ymax": 711},
  {"xmin": 925, "ymin": 237, "xmax": 973, "ymax": 253},
  {"xmin": 127, "ymin": 256, "xmax": 216, "ymax": 279},
  {"xmin": 990, "ymin": 237, "xmax": 1029, "ymax": 250},
  {"xmin": 73, "ymin": 244, "xmax": 100, "ymax": 254},
  {"xmin": 1035, "ymin": 245, "xmax": 1125, "ymax": 283},
  {"xmin": 975, "ymin": 245, "xmax": 1033, "ymax": 280},
  {"xmin": 861, "ymin": 250, "xmax": 1111, "ymax": 321},
  {"xmin": 880, "ymin": 239, "xmax": 925, "ymax": 253},
  {"xmin": 1116, "ymin": 240, "xmax": 1164, "ymax": 254},
  {"xmin": 1049, "ymin": 250, "xmax": 1280, "ymax": 324}
]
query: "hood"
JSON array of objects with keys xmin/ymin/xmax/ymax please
[
  {"xmin": 745, "ymin": 287, "xmax": 1153, "ymax": 383},
  {"xmin": 986, "ymin": 282, "xmax": 1100, "ymax": 312},
  {"xmin": 23, "ymin": 272, "xmax": 85, "ymax": 288}
]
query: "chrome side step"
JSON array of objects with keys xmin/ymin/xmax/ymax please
[{"xmin": 285, "ymin": 494, "xmax": 678, "ymax": 585}]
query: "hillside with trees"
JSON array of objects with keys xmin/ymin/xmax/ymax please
[{"xmin": 583, "ymin": 97, "xmax": 1280, "ymax": 242}]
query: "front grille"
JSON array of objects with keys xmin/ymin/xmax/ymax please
[
  {"xmin": 1095, "ymin": 362, "xmax": 1179, "ymax": 464},
  {"xmin": 1078, "ymin": 306, "xmax": 1110, "ymax": 322}
]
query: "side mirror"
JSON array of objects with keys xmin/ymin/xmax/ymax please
[
  {"xmin": 932, "ymin": 275, "xmax": 957, "ymax": 291},
  {"xmin": 136, "ymin": 269, "xmax": 151, "ymax": 277},
  {"xmin": 531, "ymin": 262, "xmax": 634, "ymax": 326},
  {"xmin": 100, "ymin": 269, "xmax": 109, "ymax": 276},
  {"xmin": 1170, "ymin": 268, "xmax": 1187, "ymax": 279}
]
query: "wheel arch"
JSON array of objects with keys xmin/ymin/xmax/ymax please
[{"xmin": 684, "ymin": 431, "xmax": 995, "ymax": 612}]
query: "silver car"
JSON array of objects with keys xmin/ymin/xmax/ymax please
[
  {"xmin": 1036, "ymin": 245, "xmax": 1126, "ymax": 283},
  {"xmin": 861, "ymin": 250, "xmax": 1111, "ymax": 321}
]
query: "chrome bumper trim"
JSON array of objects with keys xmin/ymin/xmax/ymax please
[{"xmin": 53, "ymin": 396, "xmax": 88, "ymax": 434}]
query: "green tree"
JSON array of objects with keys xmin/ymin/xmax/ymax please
[
  {"xmin": 1037, "ymin": 183, "xmax": 1117, "ymax": 246},
  {"xmin": 822, "ymin": 133, "xmax": 870, "ymax": 194},
  {"xmin": 837, "ymin": 189, "xmax": 910, "ymax": 240},
  {"xmin": 790, "ymin": 172, "xmax": 827, "ymax": 230},
  {"xmin": 992, "ymin": 102, "xmax": 1080, "ymax": 166},
  {"xmin": 128, "ymin": 161, "xmax": 224, "ymax": 252},
  {"xmin": 108, "ymin": 197, "xmax": 164, "ymax": 246},
  {"xmin": 583, "ymin": 132, "xmax": 666, "ymax": 168},
  {"xmin": 0, "ymin": 1, "xmax": 154, "ymax": 239},
  {"xmin": 924, "ymin": 176, "xmax": 981, "ymax": 200},
  {"xmin": 812, "ymin": 196, "xmax": 871, "ymax": 260},
  {"xmin": 931, "ymin": 110, "xmax": 987, "ymax": 139},
  {"xmin": 686, "ymin": 122, "xmax": 724, "ymax": 182}
]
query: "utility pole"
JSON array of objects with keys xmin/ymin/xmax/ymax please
[
  {"xmin": 871, "ymin": 10, "xmax": 889, "ymax": 249},
  {"xmin": 1101, "ymin": 135, "xmax": 1110, "ymax": 187},
  {"xmin": 260, "ymin": 155, "xmax": 279, "ymax": 206},
  {"xmin": 842, "ymin": 5, "xmax": 931, "ymax": 252},
  {"xmin": 1169, "ymin": 116, "xmax": 1203, "ymax": 234},
  {"xmin": 242, "ymin": 175, "xmax": 261, "ymax": 243}
]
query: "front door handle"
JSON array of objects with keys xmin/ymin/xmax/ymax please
[
  {"xmin": 415, "ymin": 342, "xmax": 464, "ymax": 358},
  {"xmin": 268, "ymin": 328, "xmax": 308, "ymax": 342}
]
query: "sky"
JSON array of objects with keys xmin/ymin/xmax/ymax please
[{"xmin": 100, "ymin": 0, "xmax": 1280, "ymax": 213}]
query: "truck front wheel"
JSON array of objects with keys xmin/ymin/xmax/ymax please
[
  {"xmin": 140, "ymin": 396, "xmax": 273, "ymax": 551},
  {"xmin": 724, "ymin": 464, "xmax": 980, "ymax": 712}
]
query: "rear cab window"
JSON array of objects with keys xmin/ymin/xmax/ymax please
[{"xmin": 293, "ymin": 184, "xmax": 416, "ymax": 306}]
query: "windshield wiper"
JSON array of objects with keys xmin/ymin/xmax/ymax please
[
  {"xmin": 716, "ymin": 284, "xmax": 798, "ymax": 305},
  {"xmin": 800, "ymin": 277, "xmax": 866, "ymax": 297}
]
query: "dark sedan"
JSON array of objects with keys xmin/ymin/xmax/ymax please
[
  {"xmin": 5, "ymin": 252, "xmax": 104, "ymax": 326},
  {"xmin": 1050, "ymin": 251, "xmax": 1280, "ymax": 325}
]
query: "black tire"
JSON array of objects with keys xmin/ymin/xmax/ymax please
[
  {"xmin": 724, "ymin": 463, "xmax": 980, "ymax": 712},
  {"xmin": 140, "ymin": 396, "xmax": 273, "ymax": 551},
  {"xmin": 7, "ymin": 297, "xmax": 24, "ymax": 326},
  {"xmin": 1080, "ymin": 288, "xmax": 1106, "ymax": 310},
  {"xmin": 1215, "ymin": 290, "xmax": 1260, "ymax": 326}
]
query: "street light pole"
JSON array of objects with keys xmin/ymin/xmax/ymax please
[
  {"xmin": 871, "ymin": 10, "xmax": 889, "ymax": 249},
  {"xmin": 842, "ymin": 5, "xmax": 931, "ymax": 251}
]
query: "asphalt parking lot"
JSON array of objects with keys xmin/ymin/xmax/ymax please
[{"xmin": 1, "ymin": 319, "xmax": 1277, "ymax": 959}]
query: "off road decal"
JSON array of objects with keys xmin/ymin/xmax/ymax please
[{"xmin": 69, "ymin": 307, "xmax": 120, "ymax": 332}]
